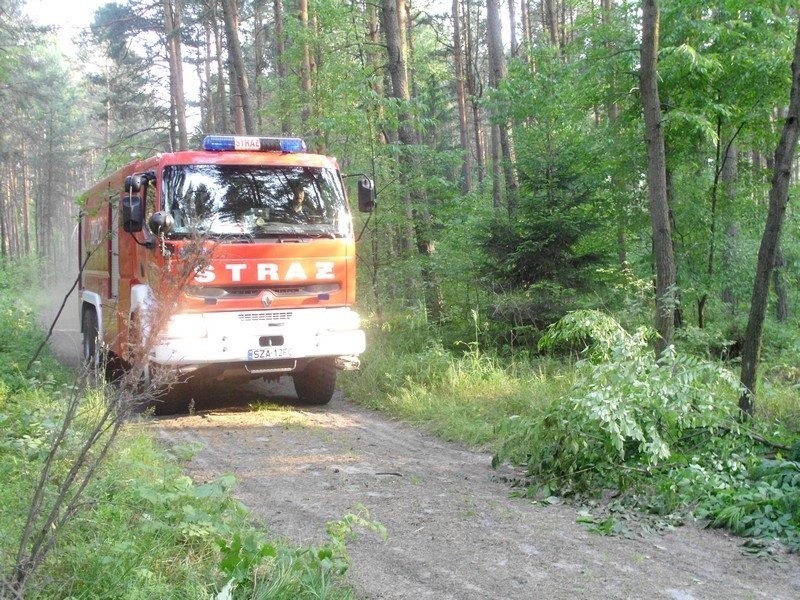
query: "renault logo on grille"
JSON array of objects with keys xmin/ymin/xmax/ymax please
[{"xmin": 259, "ymin": 290, "xmax": 276, "ymax": 308}]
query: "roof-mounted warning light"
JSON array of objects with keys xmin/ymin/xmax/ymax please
[{"xmin": 202, "ymin": 135, "xmax": 307, "ymax": 153}]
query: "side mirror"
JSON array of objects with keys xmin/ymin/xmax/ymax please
[
  {"xmin": 357, "ymin": 178, "xmax": 376, "ymax": 213},
  {"xmin": 122, "ymin": 195, "xmax": 144, "ymax": 232},
  {"xmin": 148, "ymin": 211, "xmax": 174, "ymax": 236},
  {"xmin": 124, "ymin": 174, "xmax": 144, "ymax": 193}
]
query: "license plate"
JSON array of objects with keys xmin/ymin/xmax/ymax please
[{"xmin": 247, "ymin": 347, "xmax": 289, "ymax": 360}]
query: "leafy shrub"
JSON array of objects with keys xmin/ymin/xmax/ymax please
[
  {"xmin": 494, "ymin": 310, "xmax": 800, "ymax": 550},
  {"xmin": 0, "ymin": 306, "xmax": 46, "ymax": 389},
  {"xmin": 675, "ymin": 323, "xmax": 745, "ymax": 361},
  {"xmin": 700, "ymin": 457, "xmax": 800, "ymax": 551},
  {"xmin": 0, "ymin": 258, "xmax": 43, "ymax": 293},
  {"xmin": 216, "ymin": 506, "xmax": 385, "ymax": 600},
  {"xmin": 481, "ymin": 283, "xmax": 584, "ymax": 353},
  {"xmin": 494, "ymin": 310, "xmax": 743, "ymax": 491},
  {"xmin": 760, "ymin": 318, "xmax": 800, "ymax": 361}
]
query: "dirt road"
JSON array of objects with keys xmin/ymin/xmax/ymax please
[
  {"xmin": 154, "ymin": 382, "xmax": 799, "ymax": 600},
  {"xmin": 43, "ymin": 295, "xmax": 800, "ymax": 599}
]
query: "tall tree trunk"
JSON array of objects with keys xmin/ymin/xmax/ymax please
[
  {"xmin": 773, "ymin": 245, "xmax": 790, "ymax": 322},
  {"xmin": 163, "ymin": 0, "xmax": 188, "ymax": 150},
  {"xmin": 452, "ymin": 0, "xmax": 472, "ymax": 194},
  {"xmin": 739, "ymin": 17, "xmax": 800, "ymax": 416},
  {"xmin": 41, "ymin": 119, "xmax": 55, "ymax": 260},
  {"xmin": 383, "ymin": 0, "xmax": 415, "ymax": 148},
  {"xmin": 508, "ymin": 0, "xmax": 518, "ymax": 57},
  {"xmin": 274, "ymin": 0, "xmax": 290, "ymax": 135},
  {"xmin": 490, "ymin": 123, "xmax": 502, "ymax": 208},
  {"xmin": 253, "ymin": 0, "xmax": 266, "ymax": 132},
  {"xmin": 299, "ymin": 0, "xmax": 313, "ymax": 132},
  {"xmin": 602, "ymin": 0, "xmax": 625, "ymax": 267},
  {"xmin": 543, "ymin": 0, "xmax": 558, "ymax": 48},
  {"xmin": 211, "ymin": 11, "xmax": 230, "ymax": 133},
  {"xmin": 104, "ymin": 78, "xmax": 111, "ymax": 149},
  {"xmin": 21, "ymin": 146, "xmax": 31, "ymax": 256},
  {"xmin": 381, "ymin": 0, "xmax": 415, "ymax": 254},
  {"xmin": 10, "ymin": 167, "xmax": 19, "ymax": 259},
  {"xmin": 486, "ymin": 0, "xmax": 518, "ymax": 214},
  {"xmin": 312, "ymin": 12, "xmax": 326, "ymax": 153},
  {"xmin": 0, "ymin": 166, "xmax": 7, "ymax": 259},
  {"xmin": 698, "ymin": 117, "xmax": 725, "ymax": 328},
  {"xmin": 464, "ymin": 0, "xmax": 486, "ymax": 185},
  {"xmin": 221, "ymin": 0, "xmax": 254, "ymax": 134},
  {"xmin": 640, "ymin": 0, "xmax": 676, "ymax": 357},
  {"xmin": 721, "ymin": 144, "xmax": 738, "ymax": 312},
  {"xmin": 368, "ymin": 1, "xmax": 389, "ymax": 144},
  {"xmin": 520, "ymin": 0, "xmax": 531, "ymax": 59},
  {"xmin": 203, "ymin": 20, "xmax": 215, "ymax": 132},
  {"xmin": 404, "ymin": 2, "xmax": 421, "ymax": 111},
  {"xmin": 4, "ymin": 172, "xmax": 11, "ymax": 259},
  {"xmin": 381, "ymin": 0, "xmax": 443, "ymax": 320},
  {"xmin": 195, "ymin": 37, "xmax": 206, "ymax": 132},
  {"xmin": 721, "ymin": 223, "xmax": 739, "ymax": 309},
  {"xmin": 665, "ymin": 164, "xmax": 683, "ymax": 329},
  {"xmin": 616, "ymin": 218, "xmax": 628, "ymax": 268}
]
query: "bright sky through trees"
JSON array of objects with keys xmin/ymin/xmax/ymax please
[{"xmin": 23, "ymin": 0, "xmax": 107, "ymax": 54}]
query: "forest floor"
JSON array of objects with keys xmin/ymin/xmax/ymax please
[{"xmin": 44, "ymin": 297, "xmax": 800, "ymax": 599}]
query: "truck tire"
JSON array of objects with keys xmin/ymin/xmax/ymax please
[
  {"xmin": 293, "ymin": 358, "xmax": 337, "ymax": 405},
  {"xmin": 126, "ymin": 313, "xmax": 177, "ymax": 410},
  {"xmin": 82, "ymin": 308, "xmax": 102, "ymax": 374}
]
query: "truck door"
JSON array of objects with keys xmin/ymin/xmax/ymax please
[{"xmin": 101, "ymin": 194, "xmax": 120, "ymax": 345}]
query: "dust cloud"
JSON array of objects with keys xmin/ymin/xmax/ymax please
[{"xmin": 38, "ymin": 239, "xmax": 82, "ymax": 369}]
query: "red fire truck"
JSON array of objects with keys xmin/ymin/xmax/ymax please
[{"xmin": 78, "ymin": 135, "xmax": 375, "ymax": 405}]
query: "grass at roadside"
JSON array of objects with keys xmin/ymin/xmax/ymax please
[
  {"xmin": 340, "ymin": 314, "xmax": 572, "ymax": 452},
  {"xmin": 0, "ymin": 261, "xmax": 360, "ymax": 598},
  {"xmin": 341, "ymin": 309, "xmax": 800, "ymax": 553}
]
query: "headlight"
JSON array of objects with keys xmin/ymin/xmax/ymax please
[
  {"xmin": 325, "ymin": 309, "xmax": 362, "ymax": 332},
  {"xmin": 163, "ymin": 313, "xmax": 207, "ymax": 339}
]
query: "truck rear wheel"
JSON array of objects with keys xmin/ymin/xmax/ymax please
[
  {"xmin": 82, "ymin": 308, "xmax": 102, "ymax": 374},
  {"xmin": 293, "ymin": 358, "xmax": 336, "ymax": 405}
]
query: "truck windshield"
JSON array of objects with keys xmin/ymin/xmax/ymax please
[{"xmin": 161, "ymin": 164, "xmax": 352, "ymax": 239}]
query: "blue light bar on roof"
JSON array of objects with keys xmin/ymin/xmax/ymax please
[{"xmin": 202, "ymin": 135, "xmax": 307, "ymax": 153}]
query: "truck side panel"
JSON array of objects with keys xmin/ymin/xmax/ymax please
[{"xmin": 81, "ymin": 185, "xmax": 113, "ymax": 349}]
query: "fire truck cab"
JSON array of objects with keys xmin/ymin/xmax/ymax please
[{"xmin": 78, "ymin": 135, "xmax": 375, "ymax": 405}]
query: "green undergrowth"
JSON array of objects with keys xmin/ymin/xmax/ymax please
[
  {"xmin": 343, "ymin": 308, "xmax": 800, "ymax": 553},
  {"xmin": 341, "ymin": 311, "xmax": 571, "ymax": 451},
  {"xmin": 1, "ymin": 262, "xmax": 369, "ymax": 598}
]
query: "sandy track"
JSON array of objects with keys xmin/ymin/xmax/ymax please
[{"xmin": 154, "ymin": 382, "xmax": 800, "ymax": 600}]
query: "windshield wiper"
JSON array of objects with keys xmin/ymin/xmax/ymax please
[
  {"xmin": 252, "ymin": 229, "xmax": 302, "ymax": 238},
  {"xmin": 249, "ymin": 226, "xmax": 344, "ymax": 240},
  {"xmin": 209, "ymin": 233, "xmax": 255, "ymax": 243},
  {"xmin": 277, "ymin": 231, "xmax": 343, "ymax": 239}
]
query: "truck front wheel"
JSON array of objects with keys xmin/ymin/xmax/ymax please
[{"xmin": 293, "ymin": 358, "xmax": 337, "ymax": 405}]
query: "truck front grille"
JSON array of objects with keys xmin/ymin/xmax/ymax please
[
  {"xmin": 187, "ymin": 284, "xmax": 337, "ymax": 299},
  {"xmin": 238, "ymin": 312, "xmax": 294, "ymax": 323}
]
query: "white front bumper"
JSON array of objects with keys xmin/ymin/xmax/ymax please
[{"xmin": 148, "ymin": 307, "xmax": 366, "ymax": 367}]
